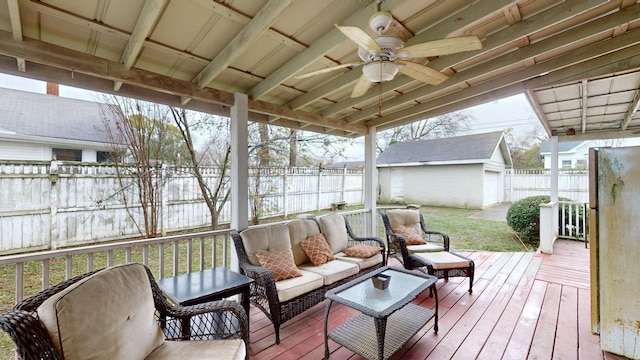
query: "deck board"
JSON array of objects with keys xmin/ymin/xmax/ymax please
[{"xmin": 249, "ymin": 240, "xmax": 604, "ymax": 359}]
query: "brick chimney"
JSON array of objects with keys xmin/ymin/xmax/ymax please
[{"xmin": 46, "ymin": 82, "xmax": 59, "ymax": 96}]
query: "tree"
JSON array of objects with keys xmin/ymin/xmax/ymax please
[
  {"xmin": 504, "ymin": 126, "xmax": 545, "ymax": 169},
  {"xmin": 100, "ymin": 96, "xmax": 188, "ymax": 238},
  {"xmin": 169, "ymin": 108, "xmax": 231, "ymax": 230},
  {"xmin": 376, "ymin": 111, "xmax": 472, "ymax": 153}
]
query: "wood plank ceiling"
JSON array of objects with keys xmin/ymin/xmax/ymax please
[{"xmin": 1, "ymin": 0, "xmax": 640, "ymax": 141}]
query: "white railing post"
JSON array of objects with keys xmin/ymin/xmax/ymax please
[
  {"xmin": 49, "ymin": 160, "xmax": 60, "ymax": 249},
  {"xmin": 283, "ymin": 166, "xmax": 289, "ymax": 218},
  {"xmin": 539, "ymin": 201, "xmax": 556, "ymax": 254}
]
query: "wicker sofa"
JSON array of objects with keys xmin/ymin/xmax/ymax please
[
  {"xmin": 231, "ymin": 213, "xmax": 385, "ymax": 344},
  {"xmin": 0, "ymin": 263, "xmax": 249, "ymax": 360}
]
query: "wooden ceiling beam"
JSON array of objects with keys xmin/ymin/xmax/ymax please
[
  {"xmin": 7, "ymin": 0, "xmax": 25, "ymax": 72},
  {"xmin": 344, "ymin": 0, "xmax": 634, "ymax": 124},
  {"xmin": 0, "ymin": 31, "xmax": 365, "ymax": 135},
  {"xmin": 114, "ymin": 0, "xmax": 168, "ymax": 91},
  {"xmin": 581, "ymin": 80, "xmax": 588, "ymax": 134},
  {"xmin": 192, "ymin": 0, "xmax": 292, "ymax": 89},
  {"xmin": 324, "ymin": 0, "xmax": 608, "ymax": 120}
]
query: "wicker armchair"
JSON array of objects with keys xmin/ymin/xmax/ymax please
[
  {"xmin": 0, "ymin": 263, "xmax": 249, "ymax": 360},
  {"xmin": 381, "ymin": 210, "xmax": 474, "ymax": 294},
  {"xmin": 232, "ymin": 214, "xmax": 385, "ymax": 344},
  {"xmin": 380, "ymin": 208, "xmax": 450, "ymax": 256}
]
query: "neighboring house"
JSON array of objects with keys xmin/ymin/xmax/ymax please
[
  {"xmin": 539, "ymin": 140, "xmax": 592, "ymax": 169},
  {"xmin": 0, "ymin": 85, "xmax": 119, "ymax": 162},
  {"xmin": 377, "ymin": 131, "xmax": 512, "ymax": 209}
]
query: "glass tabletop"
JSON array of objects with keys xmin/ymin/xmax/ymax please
[{"xmin": 326, "ymin": 267, "xmax": 435, "ymax": 317}]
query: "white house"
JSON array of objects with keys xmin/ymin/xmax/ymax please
[
  {"xmin": 0, "ymin": 85, "xmax": 118, "ymax": 162},
  {"xmin": 539, "ymin": 140, "xmax": 592, "ymax": 169},
  {"xmin": 377, "ymin": 131, "xmax": 512, "ymax": 209}
]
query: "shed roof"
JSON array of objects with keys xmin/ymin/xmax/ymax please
[
  {"xmin": 0, "ymin": 87, "xmax": 114, "ymax": 144},
  {"xmin": 377, "ymin": 131, "xmax": 511, "ymax": 166},
  {"xmin": 539, "ymin": 140, "xmax": 588, "ymax": 154}
]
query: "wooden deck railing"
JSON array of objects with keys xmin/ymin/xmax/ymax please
[
  {"xmin": 558, "ymin": 201, "xmax": 588, "ymax": 242},
  {"xmin": 0, "ymin": 209, "xmax": 373, "ymax": 309}
]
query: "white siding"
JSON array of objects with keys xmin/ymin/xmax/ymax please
[
  {"xmin": 0, "ymin": 141, "xmax": 50, "ymax": 160},
  {"xmin": 402, "ymin": 164, "xmax": 484, "ymax": 208}
]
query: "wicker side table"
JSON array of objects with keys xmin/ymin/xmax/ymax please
[{"xmin": 324, "ymin": 267, "xmax": 438, "ymax": 360}]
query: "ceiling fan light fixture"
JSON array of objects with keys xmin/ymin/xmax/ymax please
[{"xmin": 363, "ymin": 61, "xmax": 398, "ymax": 82}]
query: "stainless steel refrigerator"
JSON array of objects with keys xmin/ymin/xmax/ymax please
[{"xmin": 590, "ymin": 146, "xmax": 640, "ymax": 359}]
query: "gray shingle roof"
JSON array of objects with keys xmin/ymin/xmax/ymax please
[
  {"xmin": 539, "ymin": 140, "xmax": 586, "ymax": 153},
  {"xmin": 377, "ymin": 131, "xmax": 506, "ymax": 165},
  {"xmin": 0, "ymin": 87, "xmax": 115, "ymax": 144}
]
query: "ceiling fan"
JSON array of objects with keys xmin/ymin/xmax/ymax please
[{"xmin": 295, "ymin": 10, "xmax": 482, "ymax": 98}]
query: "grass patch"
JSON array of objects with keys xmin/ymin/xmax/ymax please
[{"xmin": 418, "ymin": 206, "xmax": 531, "ymax": 252}]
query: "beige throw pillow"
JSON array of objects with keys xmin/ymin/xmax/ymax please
[
  {"xmin": 300, "ymin": 234, "xmax": 335, "ymax": 266},
  {"xmin": 343, "ymin": 244, "xmax": 381, "ymax": 258},
  {"xmin": 392, "ymin": 227, "xmax": 426, "ymax": 245},
  {"xmin": 256, "ymin": 250, "xmax": 303, "ymax": 281}
]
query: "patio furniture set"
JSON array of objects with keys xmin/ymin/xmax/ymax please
[{"xmin": 0, "ymin": 209, "xmax": 473, "ymax": 360}]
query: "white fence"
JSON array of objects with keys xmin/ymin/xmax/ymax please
[
  {"xmin": 0, "ymin": 161, "xmax": 364, "ymax": 253},
  {"xmin": 1, "ymin": 162, "xmax": 590, "ymax": 254},
  {"xmin": 504, "ymin": 169, "xmax": 589, "ymax": 203}
]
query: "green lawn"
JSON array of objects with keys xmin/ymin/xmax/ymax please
[
  {"xmin": 0, "ymin": 205, "xmax": 528, "ymax": 358},
  {"xmin": 417, "ymin": 206, "xmax": 531, "ymax": 252}
]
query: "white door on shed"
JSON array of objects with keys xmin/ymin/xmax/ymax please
[
  {"xmin": 483, "ymin": 171, "xmax": 499, "ymax": 206},
  {"xmin": 390, "ymin": 168, "xmax": 404, "ymax": 202}
]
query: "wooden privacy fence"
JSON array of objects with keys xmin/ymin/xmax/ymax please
[
  {"xmin": 0, "ymin": 161, "xmax": 364, "ymax": 253},
  {"xmin": 0, "ymin": 162, "xmax": 590, "ymax": 254},
  {"xmin": 504, "ymin": 169, "xmax": 589, "ymax": 203}
]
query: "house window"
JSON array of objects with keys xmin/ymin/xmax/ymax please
[
  {"xmin": 561, "ymin": 160, "xmax": 572, "ymax": 169},
  {"xmin": 576, "ymin": 159, "xmax": 587, "ymax": 169},
  {"xmin": 53, "ymin": 148, "xmax": 81, "ymax": 161},
  {"xmin": 97, "ymin": 151, "xmax": 118, "ymax": 163}
]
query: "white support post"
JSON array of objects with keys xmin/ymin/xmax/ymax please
[
  {"xmin": 364, "ymin": 127, "xmax": 377, "ymax": 237},
  {"xmin": 231, "ymin": 93, "xmax": 248, "ymax": 270},
  {"xmin": 283, "ymin": 167, "xmax": 288, "ymax": 218}
]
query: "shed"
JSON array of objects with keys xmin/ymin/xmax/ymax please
[
  {"xmin": 0, "ymin": 86, "xmax": 118, "ymax": 162},
  {"xmin": 377, "ymin": 131, "xmax": 512, "ymax": 209}
]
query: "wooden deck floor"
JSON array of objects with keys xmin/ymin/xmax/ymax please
[{"xmin": 248, "ymin": 240, "xmax": 603, "ymax": 360}]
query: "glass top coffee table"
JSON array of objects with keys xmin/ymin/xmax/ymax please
[{"xmin": 324, "ymin": 266, "xmax": 438, "ymax": 360}]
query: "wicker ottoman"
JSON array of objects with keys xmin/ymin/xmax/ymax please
[{"xmin": 409, "ymin": 251, "xmax": 474, "ymax": 294}]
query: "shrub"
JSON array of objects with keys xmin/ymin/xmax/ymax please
[{"xmin": 506, "ymin": 195, "xmax": 582, "ymax": 243}]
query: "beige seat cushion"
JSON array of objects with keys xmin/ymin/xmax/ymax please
[
  {"xmin": 334, "ymin": 253, "xmax": 383, "ymax": 270},
  {"xmin": 146, "ymin": 339, "xmax": 245, "ymax": 360},
  {"xmin": 299, "ymin": 259, "xmax": 359, "ymax": 285},
  {"xmin": 37, "ymin": 263, "xmax": 165, "ymax": 360},
  {"xmin": 415, "ymin": 252, "xmax": 470, "ymax": 270},
  {"xmin": 287, "ymin": 219, "xmax": 322, "ymax": 265},
  {"xmin": 316, "ymin": 214, "xmax": 349, "ymax": 253},
  {"xmin": 407, "ymin": 243, "xmax": 445, "ymax": 253},
  {"xmin": 240, "ymin": 224, "xmax": 292, "ymax": 266},
  {"xmin": 275, "ymin": 270, "xmax": 324, "ymax": 302}
]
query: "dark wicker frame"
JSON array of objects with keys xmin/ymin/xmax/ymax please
[
  {"xmin": 380, "ymin": 211, "xmax": 474, "ymax": 294},
  {"xmin": 380, "ymin": 210, "xmax": 450, "ymax": 258},
  {"xmin": 0, "ymin": 264, "xmax": 249, "ymax": 360},
  {"xmin": 231, "ymin": 216, "xmax": 385, "ymax": 344}
]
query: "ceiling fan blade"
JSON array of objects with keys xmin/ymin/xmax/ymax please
[
  {"xmin": 351, "ymin": 73, "xmax": 374, "ymax": 98},
  {"xmin": 335, "ymin": 25, "xmax": 381, "ymax": 53},
  {"xmin": 397, "ymin": 61, "xmax": 448, "ymax": 85},
  {"xmin": 295, "ymin": 62, "xmax": 363, "ymax": 79},
  {"xmin": 399, "ymin": 36, "xmax": 482, "ymax": 58}
]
